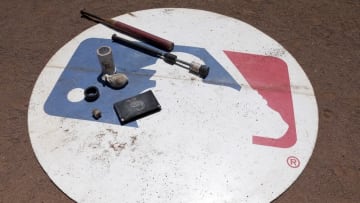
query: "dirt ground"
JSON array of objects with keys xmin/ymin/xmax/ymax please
[{"xmin": 0, "ymin": 0, "xmax": 359, "ymax": 202}]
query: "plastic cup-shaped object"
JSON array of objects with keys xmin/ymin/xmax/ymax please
[{"xmin": 97, "ymin": 46, "xmax": 116, "ymax": 75}]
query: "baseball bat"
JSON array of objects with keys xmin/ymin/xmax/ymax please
[
  {"xmin": 112, "ymin": 34, "xmax": 210, "ymax": 79},
  {"xmin": 80, "ymin": 9, "xmax": 174, "ymax": 52}
]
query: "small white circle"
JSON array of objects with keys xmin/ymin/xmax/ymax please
[{"xmin": 67, "ymin": 88, "xmax": 84, "ymax": 102}]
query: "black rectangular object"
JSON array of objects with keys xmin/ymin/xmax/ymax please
[{"xmin": 113, "ymin": 90, "xmax": 161, "ymax": 125}]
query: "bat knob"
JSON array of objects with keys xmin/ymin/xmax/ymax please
[
  {"xmin": 199, "ymin": 65, "xmax": 210, "ymax": 79},
  {"xmin": 189, "ymin": 62, "xmax": 210, "ymax": 79}
]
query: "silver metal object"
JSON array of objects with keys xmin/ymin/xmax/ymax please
[{"xmin": 97, "ymin": 46, "xmax": 116, "ymax": 75}]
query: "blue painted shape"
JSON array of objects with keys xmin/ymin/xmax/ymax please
[{"xmin": 44, "ymin": 38, "xmax": 240, "ymax": 125}]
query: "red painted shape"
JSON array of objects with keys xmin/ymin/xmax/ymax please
[{"xmin": 224, "ymin": 51, "xmax": 296, "ymax": 148}]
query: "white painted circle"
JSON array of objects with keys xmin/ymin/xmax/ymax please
[
  {"xmin": 67, "ymin": 88, "xmax": 84, "ymax": 102},
  {"xmin": 28, "ymin": 8, "xmax": 318, "ymax": 202}
]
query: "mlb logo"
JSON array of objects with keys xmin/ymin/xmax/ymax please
[{"xmin": 45, "ymin": 38, "xmax": 297, "ymax": 148}]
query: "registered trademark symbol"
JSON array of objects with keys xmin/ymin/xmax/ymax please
[{"xmin": 287, "ymin": 156, "xmax": 300, "ymax": 168}]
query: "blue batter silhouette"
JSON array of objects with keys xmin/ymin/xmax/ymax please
[{"xmin": 44, "ymin": 38, "xmax": 240, "ymax": 126}]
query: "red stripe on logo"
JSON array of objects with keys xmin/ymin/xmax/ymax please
[{"xmin": 224, "ymin": 51, "xmax": 297, "ymax": 148}]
